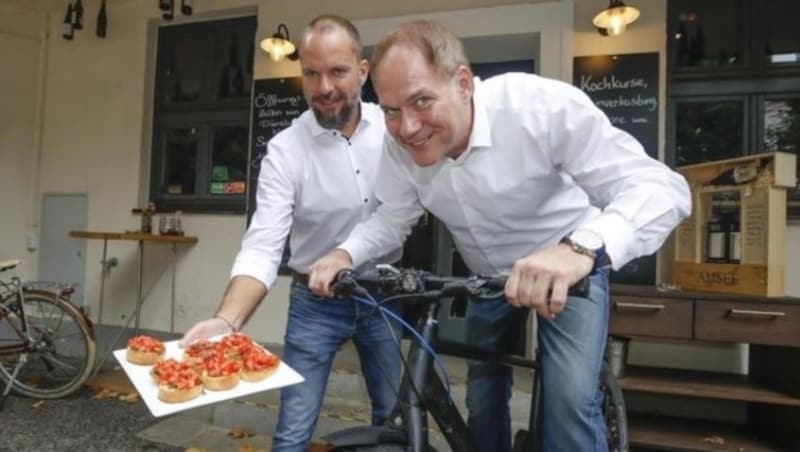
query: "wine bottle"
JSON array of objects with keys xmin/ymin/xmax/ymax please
[
  {"xmin": 96, "ymin": 0, "xmax": 107, "ymax": 38},
  {"xmin": 181, "ymin": 0, "xmax": 193, "ymax": 16},
  {"xmin": 162, "ymin": 0, "xmax": 174, "ymax": 20},
  {"xmin": 73, "ymin": 0, "xmax": 84, "ymax": 30},
  {"xmin": 62, "ymin": 4, "xmax": 74, "ymax": 40}
]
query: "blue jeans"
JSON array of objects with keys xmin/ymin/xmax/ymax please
[
  {"xmin": 465, "ymin": 269, "xmax": 610, "ymax": 452},
  {"xmin": 271, "ymin": 282, "xmax": 403, "ymax": 452}
]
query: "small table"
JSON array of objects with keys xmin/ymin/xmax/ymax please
[{"xmin": 69, "ymin": 231, "xmax": 198, "ymax": 334}]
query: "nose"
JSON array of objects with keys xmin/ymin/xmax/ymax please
[
  {"xmin": 319, "ymin": 75, "xmax": 334, "ymax": 94},
  {"xmin": 398, "ymin": 110, "xmax": 421, "ymax": 140}
]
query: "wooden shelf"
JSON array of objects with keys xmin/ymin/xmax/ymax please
[
  {"xmin": 619, "ymin": 366, "xmax": 800, "ymax": 407},
  {"xmin": 629, "ymin": 414, "xmax": 783, "ymax": 451}
]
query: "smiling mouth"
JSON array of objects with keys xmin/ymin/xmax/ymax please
[{"xmin": 404, "ymin": 133, "xmax": 433, "ymax": 150}]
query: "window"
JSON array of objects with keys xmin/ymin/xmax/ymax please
[
  {"xmin": 666, "ymin": 0, "xmax": 800, "ymax": 214},
  {"xmin": 150, "ymin": 16, "xmax": 256, "ymax": 212}
]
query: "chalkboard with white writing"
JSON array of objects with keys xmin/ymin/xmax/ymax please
[
  {"xmin": 573, "ymin": 52, "xmax": 659, "ymax": 285},
  {"xmin": 247, "ymin": 77, "xmax": 307, "ymax": 273}
]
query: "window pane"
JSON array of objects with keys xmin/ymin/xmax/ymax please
[
  {"xmin": 765, "ymin": 99, "xmax": 800, "ymax": 151},
  {"xmin": 210, "ymin": 126, "xmax": 248, "ymax": 196},
  {"xmin": 164, "ymin": 36, "xmax": 204, "ymax": 103},
  {"xmin": 761, "ymin": 0, "xmax": 800, "ymax": 65},
  {"xmin": 676, "ymin": 100, "xmax": 744, "ymax": 165},
  {"xmin": 670, "ymin": 0, "xmax": 744, "ymax": 69},
  {"xmin": 214, "ymin": 32, "xmax": 254, "ymax": 100},
  {"xmin": 163, "ymin": 128, "xmax": 198, "ymax": 195}
]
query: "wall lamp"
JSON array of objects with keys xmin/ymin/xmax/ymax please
[
  {"xmin": 593, "ymin": 0, "xmax": 640, "ymax": 37},
  {"xmin": 260, "ymin": 23, "xmax": 299, "ymax": 62}
]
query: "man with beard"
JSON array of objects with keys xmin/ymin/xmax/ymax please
[
  {"xmin": 180, "ymin": 15, "xmax": 402, "ymax": 452},
  {"xmin": 309, "ymin": 20, "xmax": 690, "ymax": 452}
]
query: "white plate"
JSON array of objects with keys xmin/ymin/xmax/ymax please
[{"xmin": 113, "ymin": 338, "xmax": 304, "ymax": 417}]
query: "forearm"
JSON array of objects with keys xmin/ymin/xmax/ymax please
[{"xmin": 214, "ymin": 275, "xmax": 268, "ymax": 331}]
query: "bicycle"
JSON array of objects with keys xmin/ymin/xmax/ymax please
[
  {"xmin": 316, "ymin": 265, "xmax": 628, "ymax": 452},
  {"xmin": 0, "ymin": 259, "xmax": 96, "ymax": 407}
]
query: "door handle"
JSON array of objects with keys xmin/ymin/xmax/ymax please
[{"xmin": 727, "ymin": 309, "xmax": 785, "ymax": 319}]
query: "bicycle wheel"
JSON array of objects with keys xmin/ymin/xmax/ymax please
[
  {"xmin": 600, "ymin": 363, "xmax": 629, "ymax": 452},
  {"xmin": 0, "ymin": 289, "xmax": 96, "ymax": 399}
]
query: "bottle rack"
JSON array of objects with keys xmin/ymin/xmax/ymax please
[{"xmin": 673, "ymin": 152, "xmax": 796, "ymax": 296}]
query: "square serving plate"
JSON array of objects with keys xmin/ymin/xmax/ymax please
[{"xmin": 113, "ymin": 338, "xmax": 304, "ymax": 417}]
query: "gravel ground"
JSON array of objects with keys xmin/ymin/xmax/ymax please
[{"xmin": 0, "ymin": 387, "xmax": 182, "ymax": 452}]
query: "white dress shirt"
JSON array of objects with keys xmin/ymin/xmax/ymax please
[
  {"xmin": 231, "ymin": 102, "xmax": 401, "ymax": 289},
  {"xmin": 340, "ymin": 74, "xmax": 691, "ymax": 275}
]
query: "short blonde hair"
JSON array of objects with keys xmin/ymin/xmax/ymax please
[{"xmin": 371, "ymin": 20, "xmax": 470, "ymax": 80}]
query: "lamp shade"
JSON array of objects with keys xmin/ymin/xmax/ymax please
[
  {"xmin": 260, "ymin": 23, "xmax": 298, "ymax": 62},
  {"xmin": 593, "ymin": 0, "xmax": 640, "ymax": 37}
]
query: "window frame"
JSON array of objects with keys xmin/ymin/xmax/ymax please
[{"xmin": 149, "ymin": 15, "xmax": 256, "ymax": 213}]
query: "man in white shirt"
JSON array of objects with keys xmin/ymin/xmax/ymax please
[
  {"xmin": 180, "ymin": 15, "xmax": 402, "ymax": 452},
  {"xmin": 310, "ymin": 20, "xmax": 691, "ymax": 452}
]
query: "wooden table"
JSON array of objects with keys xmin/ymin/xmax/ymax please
[{"xmin": 69, "ymin": 231, "xmax": 198, "ymax": 334}]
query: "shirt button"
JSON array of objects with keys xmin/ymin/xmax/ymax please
[
  {"xmin": 356, "ymin": 169, "xmax": 361, "ymax": 174},
  {"xmin": 363, "ymin": 198, "xmax": 368, "ymax": 203}
]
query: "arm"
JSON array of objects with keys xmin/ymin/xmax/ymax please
[
  {"xmin": 548, "ymin": 81, "xmax": 691, "ymax": 269},
  {"xmin": 309, "ymin": 139, "xmax": 425, "ymax": 295},
  {"xmin": 181, "ymin": 138, "xmax": 296, "ymax": 345},
  {"xmin": 506, "ymin": 80, "xmax": 691, "ymax": 316}
]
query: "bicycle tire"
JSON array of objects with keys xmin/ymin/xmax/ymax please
[
  {"xmin": 600, "ymin": 363, "xmax": 629, "ymax": 452},
  {"xmin": 0, "ymin": 289, "xmax": 96, "ymax": 399}
]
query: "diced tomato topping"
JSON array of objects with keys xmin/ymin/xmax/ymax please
[
  {"xmin": 127, "ymin": 335, "xmax": 165, "ymax": 353},
  {"xmin": 242, "ymin": 349, "xmax": 279, "ymax": 371},
  {"xmin": 203, "ymin": 354, "xmax": 241, "ymax": 377},
  {"xmin": 157, "ymin": 361, "xmax": 200, "ymax": 389}
]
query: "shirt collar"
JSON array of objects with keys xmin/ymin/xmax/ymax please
[
  {"xmin": 305, "ymin": 100, "xmax": 375, "ymax": 138},
  {"xmin": 454, "ymin": 77, "xmax": 493, "ymax": 162}
]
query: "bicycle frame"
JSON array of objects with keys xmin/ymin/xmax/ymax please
[{"xmin": 0, "ymin": 276, "xmax": 33, "ymax": 356}]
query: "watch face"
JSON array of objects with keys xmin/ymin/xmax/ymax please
[{"xmin": 570, "ymin": 229, "xmax": 604, "ymax": 250}]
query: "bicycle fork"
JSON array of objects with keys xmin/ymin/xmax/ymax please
[{"xmin": 394, "ymin": 301, "xmax": 478, "ymax": 452}]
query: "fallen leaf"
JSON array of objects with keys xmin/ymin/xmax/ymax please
[
  {"xmin": 228, "ymin": 427, "xmax": 254, "ymax": 439},
  {"xmin": 118, "ymin": 392, "xmax": 139, "ymax": 403},
  {"xmin": 307, "ymin": 442, "xmax": 334, "ymax": 452},
  {"xmin": 31, "ymin": 400, "xmax": 45, "ymax": 408},
  {"xmin": 93, "ymin": 388, "xmax": 119, "ymax": 399},
  {"xmin": 185, "ymin": 448, "xmax": 211, "ymax": 452},
  {"xmin": 702, "ymin": 435, "xmax": 725, "ymax": 445},
  {"xmin": 237, "ymin": 444, "xmax": 255, "ymax": 452}
]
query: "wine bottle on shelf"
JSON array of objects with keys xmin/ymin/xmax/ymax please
[
  {"xmin": 96, "ymin": 0, "xmax": 107, "ymax": 38},
  {"xmin": 62, "ymin": 4, "xmax": 74, "ymax": 40},
  {"xmin": 181, "ymin": 0, "xmax": 193, "ymax": 16},
  {"xmin": 73, "ymin": 0, "xmax": 84, "ymax": 30},
  {"xmin": 162, "ymin": 0, "xmax": 174, "ymax": 20}
]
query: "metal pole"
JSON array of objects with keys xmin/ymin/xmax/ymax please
[
  {"xmin": 135, "ymin": 240, "xmax": 143, "ymax": 335},
  {"xmin": 97, "ymin": 238, "xmax": 108, "ymax": 326},
  {"xmin": 170, "ymin": 242, "xmax": 176, "ymax": 333}
]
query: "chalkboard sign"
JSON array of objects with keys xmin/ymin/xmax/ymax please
[
  {"xmin": 247, "ymin": 77, "xmax": 307, "ymax": 273},
  {"xmin": 573, "ymin": 52, "xmax": 659, "ymax": 285}
]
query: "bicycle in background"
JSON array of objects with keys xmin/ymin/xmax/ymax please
[
  {"xmin": 0, "ymin": 259, "xmax": 96, "ymax": 408},
  {"xmin": 317, "ymin": 265, "xmax": 628, "ymax": 452}
]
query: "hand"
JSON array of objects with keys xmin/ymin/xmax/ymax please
[
  {"xmin": 308, "ymin": 249, "xmax": 354, "ymax": 297},
  {"xmin": 179, "ymin": 317, "xmax": 232, "ymax": 348},
  {"xmin": 504, "ymin": 244, "xmax": 593, "ymax": 319}
]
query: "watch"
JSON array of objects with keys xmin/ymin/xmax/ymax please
[
  {"xmin": 561, "ymin": 229, "xmax": 603, "ymax": 259},
  {"xmin": 560, "ymin": 229, "xmax": 611, "ymax": 273}
]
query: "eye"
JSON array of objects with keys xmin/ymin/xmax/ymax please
[
  {"xmin": 302, "ymin": 70, "xmax": 318, "ymax": 78},
  {"xmin": 413, "ymin": 96, "xmax": 432, "ymax": 109},
  {"xmin": 382, "ymin": 108, "xmax": 400, "ymax": 120},
  {"xmin": 332, "ymin": 68, "xmax": 347, "ymax": 77}
]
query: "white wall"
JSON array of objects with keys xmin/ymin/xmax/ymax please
[{"xmin": 0, "ymin": 3, "xmax": 45, "ymax": 278}]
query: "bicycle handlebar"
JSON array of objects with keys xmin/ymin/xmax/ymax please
[{"xmin": 332, "ymin": 265, "xmax": 589, "ymax": 300}]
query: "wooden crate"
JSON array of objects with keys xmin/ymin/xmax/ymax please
[{"xmin": 673, "ymin": 152, "xmax": 796, "ymax": 296}]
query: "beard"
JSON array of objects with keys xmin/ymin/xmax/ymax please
[{"xmin": 311, "ymin": 91, "xmax": 360, "ymax": 130}]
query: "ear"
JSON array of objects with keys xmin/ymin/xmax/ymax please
[
  {"xmin": 359, "ymin": 59, "xmax": 370, "ymax": 87},
  {"xmin": 454, "ymin": 65, "xmax": 474, "ymax": 100}
]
